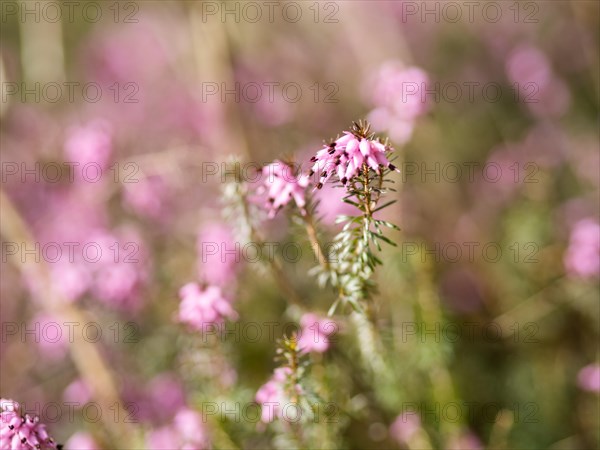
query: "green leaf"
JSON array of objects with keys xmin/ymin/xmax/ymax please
[
  {"xmin": 373, "ymin": 200, "xmax": 397, "ymax": 213},
  {"xmin": 373, "ymin": 233, "xmax": 397, "ymax": 246}
]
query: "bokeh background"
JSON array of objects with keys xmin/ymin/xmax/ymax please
[{"xmin": 1, "ymin": 1, "xmax": 599, "ymax": 449}]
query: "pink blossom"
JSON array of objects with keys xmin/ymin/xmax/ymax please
[
  {"xmin": 309, "ymin": 132, "xmax": 397, "ymax": 189},
  {"xmin": 178, "ymin": 283, "xmax": 237, "ymax": 332},
  {"xmin": 366, "ymin": 62, "xmax": 429, "ymax": 144},
  {"xmin": 577, "ymin": 364, "xmax": 600, "ymax": 393},
  {"xmin": 297, "ymin": 313, "xmax": 336, "ymax": 353},
  {"xmin": 63, "ymin": 119, "xmax": 112, "ymax": 175},
  {"xmin": 31, "ymin": 314, "xmax": 69, "ymax": 361},
  {"xmin": 564, "ymin": 219, "xmax": 600, "ymax": 278},
  {"xmin": 0, "ymin": 399, "xmax": 58, "ymax": 449},
  {"xmin": 64, "ymin": 432, "xmax": 99, "ymax": 450},
  {"xmin": 196, "ymin": 223, "xmax": 239, "ymax": 287},
  {"xmin": 506, "ymin": 45, "xmax": 570, "ymax": 118},
  {"xmin": 255, "ymin": 367, "xmax": 296, "ymax": 423},
  {"xmin": 123, "ymin": 175, "xmax": 169, "ymax": 221},
  {"xmin": 446, "ymin": 430, "xmax": 483, "ymax": 450},
  {"xmin": 146, "ymin": 408, "xmax": 209, "ymax": 450},
  {"xmin": 260, "ymin": 161, "xmax": 308, "ymax": 218},
  {"xmin": 87, "ymin": 228, "xmax": 149, "ymax": 311},
  {"xmin": 506, "ymin": 45, "xmax": 552, "ymax": 92},
  {"xmin": 63, "ymin": 378, "xmax": 92, "ymax": 405},
  {"xmin": 49, "ymin": 261, "xmax": 92, "ymax": 303},
  {"xmin": 389, "ymin": 413, "xmax": 421, "ymax": 443},
  {"xmin": 146, "ymin": 373, "xmax": 186, "ymax": 422}
]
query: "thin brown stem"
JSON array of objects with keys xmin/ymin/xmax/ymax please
[
  {"xmin": 0, "ymin": 190, "xmax": 138, "ymax": 446},
  {"xmin": 303, "ymin": 210, "xmax": 329, "ymax": 271}
]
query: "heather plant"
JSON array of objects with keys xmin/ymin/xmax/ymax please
[{"xmin": 1, "ymin": 2, "xmax": 599, "ymax": 450}]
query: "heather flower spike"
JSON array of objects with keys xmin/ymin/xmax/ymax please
[
  {"xmin": 1, "ymin": 399, "xmax": 59, "ymax": 449},
  {"xmin": 261, "ymin": 160, "xmax": 309, "ymax": 218},
  {"xmin": 178, "ymin": 283, "xmax": 238, "ymax": 332},
  {"xmin": 309, "ymin": 120, "xmax": 399, "ymax": 191},
  {"xmin": 308, "ymin": 121, "xmax": 401, "ymax": 312}
]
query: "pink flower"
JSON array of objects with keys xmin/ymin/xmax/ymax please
[
  {"xmin": 146, "ymin": 408, "xmax": 209, "ymax": 450},
  {"xmin": 297, "ymin": 313, "xmax": 336, "ymax": 353},
  {"xmin": 506, "ymin": 45, "xmax": 570, "ymax": 118},
  {"xmin": 564, "ymin": 219, "xmax": 600, "ymax": 278},
  {"xmin": 255, "ymin": 367, "xmax": 296, "ymax": 423},
  {"xmin": 260, "ymin": 161, "xmax": 308, "ymax": 218},
  {"xmin": 365, "ymin": 62, "xmax": 429, "ymax": 144},
  {"xmin": 64, "ymin": 432, "xmax": 99, "ymax": 450},
  {"xmin": 123, "ymin": 175, "xmax": 169, "ymax": 221},
  {"xmin": 178, "ymin": 283, "xmax": 237, "ymax": 332},
  {"xmin": 146, "ymin": 373, "xmax": 186, "ymax": 422},
  {"xmin": 63, "ymin": 119, "xmax": 112, "ymax": 175},
  {"xmin": 31, "ymin": 314, "xmax": 69, "ymax": 361},
  {"xmin": 1, "ymin": 399, "xmax": 58, "ymax": 449},
  {"xmin": 446, "ymin": 431, "xmax": 483, "ymax": 450},
  {"xmin": 578, "ymin": 364, "xmax": 600, "ymax": 393},
  {"xmin": 196, "ymin": 223, "xmax": 239, "ymax": 287},
  {"xmin": 63, "ymin": 378, "xmax": 92, "ymax": 405},
  {"xmin": 390, "ymin": 413, "xmax": 421, "ymax": 443},
  {"xmin": 88, "ymin": 228, "xmax": 150, "ymax": 311},
  {"xmin": 309, "ymin": 132, "xmax": 397, "ymax": 189}
]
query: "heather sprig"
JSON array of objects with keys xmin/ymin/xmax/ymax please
[{"xmin": 308, "ymin": 121, "xmax": 401, "ymax": 314}]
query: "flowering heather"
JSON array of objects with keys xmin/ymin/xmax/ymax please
[
  {"xmin": 2, "ymin": 5, "xmax": 598, "ymax": 450},
  {"xmin": 255, "ymin": 367, "xmax": 300, "ymax": 423},
  {"xmin": 366, "ymin": 62, "xmax": 429, "ymax": 144},
  {"xmin": 0, "ymin": 399, "xmax": 58, "ymax": 449},
  {"xmin": 196, "ymin": 222, "xmax": 240, "ymax": 286},
  {"xmin": 63, "ymin": 120, "xmax": 113, "ymax": 173},
  {"xmin": 297, "ymin": 313, "xmax": 336, "ymax": 354},
  {"xmin": 308, "ymin": 126, "xmax": 398, "ymax": 189},
  {"xmin": 578, "ymin": 364, "xmax": 600, "ymax": 393},
  {"xmin": 178, "ymin": 283, "xmax": 237, "ymax": 331},
  {"xmin": 145, "ymin": 408, "xmax": 209, "ymax": 450},
  {"xmin": 260, "ymin": 160, "xmax": 309, "ymax": 218},
  {"xmin": 564, "ymin": 219, "xmax": 600, "ymax": 278}
]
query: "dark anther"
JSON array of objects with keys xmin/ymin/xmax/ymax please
[
  {"xmin": 268, "ymin": 197, "xmax": 275, "ymax": 203},
  {"xmin": 341, "ymin": 177, "xmax": 347, "ymax": 185},
  {"xmin": 317, "ymin": 182, "xmax": 323, "ymax": 189},
  {"xmin": 308, "ymin": 169, "xmax": 314, "ymax": 176},
  {"xmin": 328, "ymin": 148, "xmax": 335, "ymax": 154},
  {"xmin": 388, "ymin": 164, "xmax": 396, "ymax": 171},
  {"xmin": 321, "ymin": 171, "xmax": 327, "ymax": 177},
  {"xmin": 8, "ymin": 425, "xmax": 14, "ymax": 430},
  {"xmin": 329, "ymin": 141, "xmax": 336, "ymax": 148},
  {"xmin": 310, "ymin": 156, "xmax": 317, "ymax": 162},
  {"xmin": 22, "ymin": 438, "xmax": 27, "ymax": 444}
]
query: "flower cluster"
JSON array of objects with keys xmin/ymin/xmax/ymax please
[
  {"xmin": 178, "ymin": 283, "xmax": 238, "ymax": 332},
  {"xmin": 0, "ymin": 399, "xmax": 58, "ymax": 450},
  {"xmin": 297, "ymin": 313, "xmax": 336, "ymax": 354},
  {"xmin": 308, "ymin": 130, "xmax": 397, "ymax": 189},
  {"xmin": 564, "ymin": 218, "xmax": 600, "ymax": 279},
  {"xmin": 577, "ymin": 364, "xmax": 600, "ymax": 393},
  {"xmin": 255, "ymin": 367, "xmax": 301, "ymax": 423},
  {"xmin": 366, "ymin": 62, "xmax": 429, "ymax": 144},
  {"xmin": 145, "ymin": 408, "xmax": 209, "ymax": 450},
  {"xmin": 260, "ymin": 160, "xmax": 308, "ymax": 218}
]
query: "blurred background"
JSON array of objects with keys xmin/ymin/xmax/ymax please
[{"xmin": 1, "ymin": 1, "xmax": 599, "ymax": 449}]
